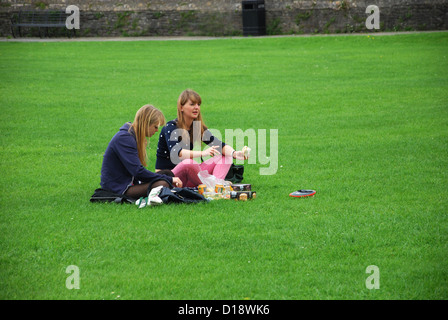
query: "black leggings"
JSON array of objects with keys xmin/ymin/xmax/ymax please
[{"xmin": 124, "ymin": 180, "xmax": 170, "ymax": 199}]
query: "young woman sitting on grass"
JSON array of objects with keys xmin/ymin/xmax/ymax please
[
  {"xmin": 100, "ymin": 104, "xmax": 183, "ymax": 199},
  {"xmin": 155, "ymin": 89, "xmax": 247, "ymax": 188}
]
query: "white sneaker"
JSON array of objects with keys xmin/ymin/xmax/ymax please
[
  {"xmin": 148, "ymin": 185, "xmax": 163, "ymax": 197},
  {"xmin": 148, "ymin": 195, "xmax": 163, "ymax": 206},
  {"xmin": 135, "ymin": 186, "xmax": 164, "ymax": 208},
  {"xmin": 136, "ymin": 197, "xmax": 148, "ymax": 209},
  {"xmin": 147, "ymin": 186, "xmax": 164, "ymax": 206}
]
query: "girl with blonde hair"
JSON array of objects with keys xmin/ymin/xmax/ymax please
[
  {"xmin": 155, "ymin": 89, "xmax": 247, "ymax": 187},
  {"xmin": 100, "ymin": 104, "xmax": 183, "ymax": 199}
]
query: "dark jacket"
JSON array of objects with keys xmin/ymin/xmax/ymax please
[
  {"xmin": 100, "ymin": 123, "xmax": 173, "ymax": 194},
  {"xmin": 155, "ymin": 119, "xmax": 226, "ymax": 170}
]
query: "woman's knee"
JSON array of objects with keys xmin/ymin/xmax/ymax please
[
  {"xmin": 178, "ymin": 159, "xmax": 201, "ymax": 173},
  {"xmin": 180, "ymin": 159, "xmax": 199, "ymax": 166},
  {"xmin": 150, "ymin": 179, "xmax": 170, "ymax": 190}
]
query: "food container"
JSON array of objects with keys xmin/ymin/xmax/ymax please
[
  {"xmin": 215, "ymin": 184, "xmax": 224, "ymax": 194},
  {"xmin": 198, "ymin": 184, "xmax": 206, "ymax": 195},
  {"xmin": 224, "ymin": 185, "xmax": 233, "ymax": 195},
  {"xmin": 231, "ymin": 184, "xmax": 251, "ymax": 191},
  {"xmin": 239, "ymin": 193, "xmax": 248, "ymax": 201},
  {"xmin": 203, "ymin": 191, "xmax": 224, "ymax": 200},
  {"xmin": 230, "ymin": 191, "xmax": 257, "ymax": 200}
]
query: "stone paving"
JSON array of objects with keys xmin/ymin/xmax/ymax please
[{"xmin": 0, "ymin": 30, "xmax": 446, "ymax": 42}]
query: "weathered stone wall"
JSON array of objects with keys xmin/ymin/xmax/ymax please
[
  {"xmin": 268, "ymin": 0, "xmax": 448, "ymax": 34},
  {"xmin": 1, "ymin": 0, "xmax": 447, "ymax": 37}
]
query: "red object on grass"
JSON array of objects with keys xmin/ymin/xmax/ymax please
[{"xmin": 289, "ymin": 190, "xmax": 316, "ymax": 198}]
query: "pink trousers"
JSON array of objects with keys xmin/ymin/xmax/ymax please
[{"xmin": 171, "ymin": 155, "xmax": 232, "ymax": 188}]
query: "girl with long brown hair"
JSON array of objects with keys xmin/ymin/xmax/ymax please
[{"xmin": 155, "ymin": 89, "xmax": 247, "ymax": 187}]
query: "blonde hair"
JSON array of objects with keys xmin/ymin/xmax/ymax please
[
  {"xmin": 176, "ymin": 89, "xmax": 207, "ymax": 144},
  {"xmin": 129, "ymin": 104, "xmax": 165, "ymax": 167}
]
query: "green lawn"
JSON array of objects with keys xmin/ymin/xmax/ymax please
[{"xmin": 0, "ymin": 33, "xmax": 447, "ymax": 300}]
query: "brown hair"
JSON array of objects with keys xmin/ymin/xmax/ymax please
[
  {"xmin": 129, "ymin": 104, "xmax": 165, "ymax": 167},
  {"xmin": 176, "ymin": 89, "xmax": 207, "ymax": 144}
]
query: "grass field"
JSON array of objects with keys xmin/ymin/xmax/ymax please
[{"xmin": 0, "ymin": 32, "xmax": 447, "ymax": 300}]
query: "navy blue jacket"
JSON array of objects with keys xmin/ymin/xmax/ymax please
[
  {"xmin": 156, "ymin": 119, "xmax": 226, "ymax": 170},
  {"xmin": 101, "ymin": 123, "xmax": 173, "ymax": 194}
]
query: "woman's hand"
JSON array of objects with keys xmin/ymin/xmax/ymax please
[
  {"xmin": 202, "ymin": 146, "xmax": 221, "ymax": 157},
  {"xmin": 233, "ymin": 150, "xmax": 247, "ymax": 160},
  {"xmin": 173, "ymin": 177, "xmax": 183, "ymax": 188}
]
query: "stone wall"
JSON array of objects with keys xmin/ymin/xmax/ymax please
[{"xmin": 1, "ymin": 0, "xmax": 447, "ymax": 37}]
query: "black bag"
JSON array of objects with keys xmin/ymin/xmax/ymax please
[
  {"xmin": 90, "ymin": 188, "xmax": 135, "ymax": 204},
  {"xmin": 158, "ymin": 187, "xmax": 208, "ymax": 204},
  {"xmin": 225, "ymin": 164, "xmax": 244, "ymax": 183}
]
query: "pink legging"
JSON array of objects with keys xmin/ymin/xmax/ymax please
[{"xmin": 171, "ymin": 155, "xmax": 232, "ymax": 188}]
